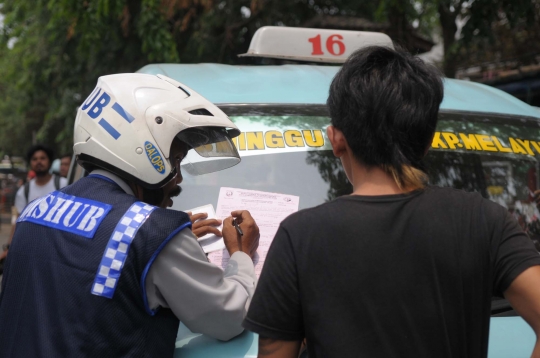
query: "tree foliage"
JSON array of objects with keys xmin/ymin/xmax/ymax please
[
  {"xmin": 435, "ymin": 0, "xmax": 536, "ymax": 77},
  {"xmin": 0, "ymin": 0, "xmax": 388, "ymax": 158},
  {"xmin": 456, "ymin": 0, "xmax": 540, "ymax": 71},
  {"xmin": 0, "ymin": 0, "xmax": 537, "ymax": 159}
]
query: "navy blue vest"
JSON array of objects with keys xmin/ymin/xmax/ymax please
[{"xmin": 0, "ymin": 176, "xmax": 191, "ymax": 357}]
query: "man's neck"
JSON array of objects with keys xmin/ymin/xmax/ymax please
[
  {"xmin": 342, "ymin": 151, "xmax": 415, "ymax": 196},
  {"xmin": 34, "ymin": 173, "xmax": 53, "ymax": 186},
  {"xmin": 349, "ymin": 165, "xmax": 406, "ymax": 196},
  {"xmin": 327, "ymin": 127, "xmax": 420, "ymax": 196}
]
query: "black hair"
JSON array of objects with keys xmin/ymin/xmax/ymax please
[
  {"xmin": 60, "ymin": 153, "xmax": 72, "ymax": 160},
  {"xmin": 327, "ymin": 46, "xmax": 444, "ymax": 188},
  {"xmin": 26, "ymin": 144, "xmax": 54, "ymax": 164}
]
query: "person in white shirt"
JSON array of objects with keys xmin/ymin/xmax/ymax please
[
  {"xmin": 14, "ymin": 145, "xmax": 68, "ymax": 211},
  {"xmin": 1, "ymin": 144, "xmax": 67, "ymax": 259}
]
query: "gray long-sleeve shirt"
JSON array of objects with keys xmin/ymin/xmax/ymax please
[{"xmin": 91, "ymin": 170, "xmax": 257, "ymax": 341}]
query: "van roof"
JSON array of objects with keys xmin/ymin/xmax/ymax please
[{"xmin": 137, "ymin": 63, "xmax": 540, "ymax": 119}]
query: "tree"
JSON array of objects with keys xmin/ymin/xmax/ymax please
[
  {"xmin": 0, "ymin": 0, "xmax": 211, "ymax": 158},
  {"xmin": 0, "ymin": 0, "xmax": 536, "ymax": 160},
  {"xmin": 456, "ymin": 0, "xmax": 540, "ymax": 71},
  {"xmin": 0, "ymin": 0, "xmax": 374, "ymax": 157},
  {"xmin": 378, "ymin": 0, "xmax": 537, "ymax": 77},
  {"xmin": 436, "ymin": 0, "xmax": 535, "ymax": 77}
]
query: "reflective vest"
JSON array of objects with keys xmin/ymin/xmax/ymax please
[{"xmin": 0, "ymin": 175, "xmax": 191, "ymax": 357}]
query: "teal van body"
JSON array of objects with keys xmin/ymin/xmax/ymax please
[
  {"xmin": 138, "ymin": 63, "xmax": 540, "ymax": 119},
  {"xmin": 138, "ymin": 63, "xmax": 540, "ymax": 358}
]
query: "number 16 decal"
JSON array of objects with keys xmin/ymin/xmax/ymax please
[{"xmin": 308, "ymin": 34, "xmax": 346, "ymax": 56}]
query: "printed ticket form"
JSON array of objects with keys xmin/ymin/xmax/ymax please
[{"xmin": 206, "ymin": 187, "xmax": 299, "ymax": 277}]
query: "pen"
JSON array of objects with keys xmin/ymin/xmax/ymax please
[
  {"xmin": 232, "ymin": 218, "xmax": 244, "ymax": 236},
  {"xmin": 232, "ymin": 217, "xmax": 243, "ymax": 251}
]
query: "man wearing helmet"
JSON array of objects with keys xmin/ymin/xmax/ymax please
[{"xmin": 0, "ymin": 74, "xmax": 260, "ymax": 357}]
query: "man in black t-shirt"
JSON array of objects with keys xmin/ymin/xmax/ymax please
[{"xmin": 242, "ymin": 46, "xmax": 540, "ymax": 358}]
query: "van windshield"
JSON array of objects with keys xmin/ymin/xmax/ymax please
[{"xmin": 173, "ymin": 107, "xmax": 540, "ymax": 246}]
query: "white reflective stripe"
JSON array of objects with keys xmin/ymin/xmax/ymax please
[{"xmin": 91, "ymin": 202, "xmax": 156, "ymax": 299}]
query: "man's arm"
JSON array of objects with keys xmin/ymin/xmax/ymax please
[
  {"xmin": 13, "ymin": 184, "xmax": 26, "ymax": 216},
  {"xmin": 504, "ymin": 265, "xmax": 540, "ymax": 358},
  {"xmin": 242, "ymin": 224, "xmax": 306, "ymax": 355},
  {"xmin": 145, "ymin": 227, "xmax": 257, "ymax": 341},
  {"xmin": 257, "ymin": 337, "xmax": 301, "ymax": 358}
]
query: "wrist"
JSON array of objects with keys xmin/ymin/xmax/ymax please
[{"xmin": 226, "ymin": 246, "xmax": 241, "ymax": 255}]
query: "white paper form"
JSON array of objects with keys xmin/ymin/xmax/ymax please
[
  {"xmin": 185, "ymin": 204, "xmax": 225, "ymax": 253},
  {"xmin": 208, "ymin": 187, "xmax": 299, "ymax": 277}
]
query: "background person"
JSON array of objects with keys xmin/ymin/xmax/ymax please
[
  {"xmin": 15, "ymin": 145, "xmax": 67, "ymax": 211},
  {"xmin": 1, "ymin": 145, "xmax": 67, "ymax": 260},
  {"xmin": 0, "ymin": 74, "xmax": 259, "ymax": 357},
  {"xmin": 59, "ymin": 153, "xmax": 72, "ymax": 178},
  {"xmin": 243, "ymin": 46, "xmax": 540, "ymax": 358}
]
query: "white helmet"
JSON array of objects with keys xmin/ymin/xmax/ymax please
[{"xmin": 73, "ymin": 73, "xmax": 241, "ymax": 189}]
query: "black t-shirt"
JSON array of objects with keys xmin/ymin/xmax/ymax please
[{"xmin": 243, "ymin": 186, "xmax": 540, "ymax": 358}]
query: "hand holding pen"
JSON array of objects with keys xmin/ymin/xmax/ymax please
[
  {"xmin": 222, "ymin": 210, "xmax": 260, "ymax": 258},
  {"xmin": 232, "ymin": 217, "xmax": 243, "ymax": 251}
]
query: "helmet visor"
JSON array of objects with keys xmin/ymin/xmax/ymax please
[{"xmin": 177, "ymin": 127, "xmax": 241, "ymax": 175}]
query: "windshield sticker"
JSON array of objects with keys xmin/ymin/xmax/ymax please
[
  {"xmin": 229, "ymin": 128, "xmax": 540, "ymax": 158},
  {"xmin": 431, "ymin": 132, "xmax": 540, "ymax": 156},
  {"xmin": 227, "ymin": 114, "xmax": 540, "ymax": 159},
  {"xmin": 232, "ymin": 130, "xmax": 325, "ymax": 151}
]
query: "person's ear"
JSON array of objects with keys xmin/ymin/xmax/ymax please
[{"xmin": 327, "ymin": 125, "xmax": 347, "ymax": 157}]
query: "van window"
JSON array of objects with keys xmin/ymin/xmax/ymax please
[{"xmin": 173, "ymin": 108, "xmax": 540, "ymax": 244}]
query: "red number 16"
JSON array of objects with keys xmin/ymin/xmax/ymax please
[{"xmin": 308, "ymin": 34, "xmax": 346, "ymax": 56}]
